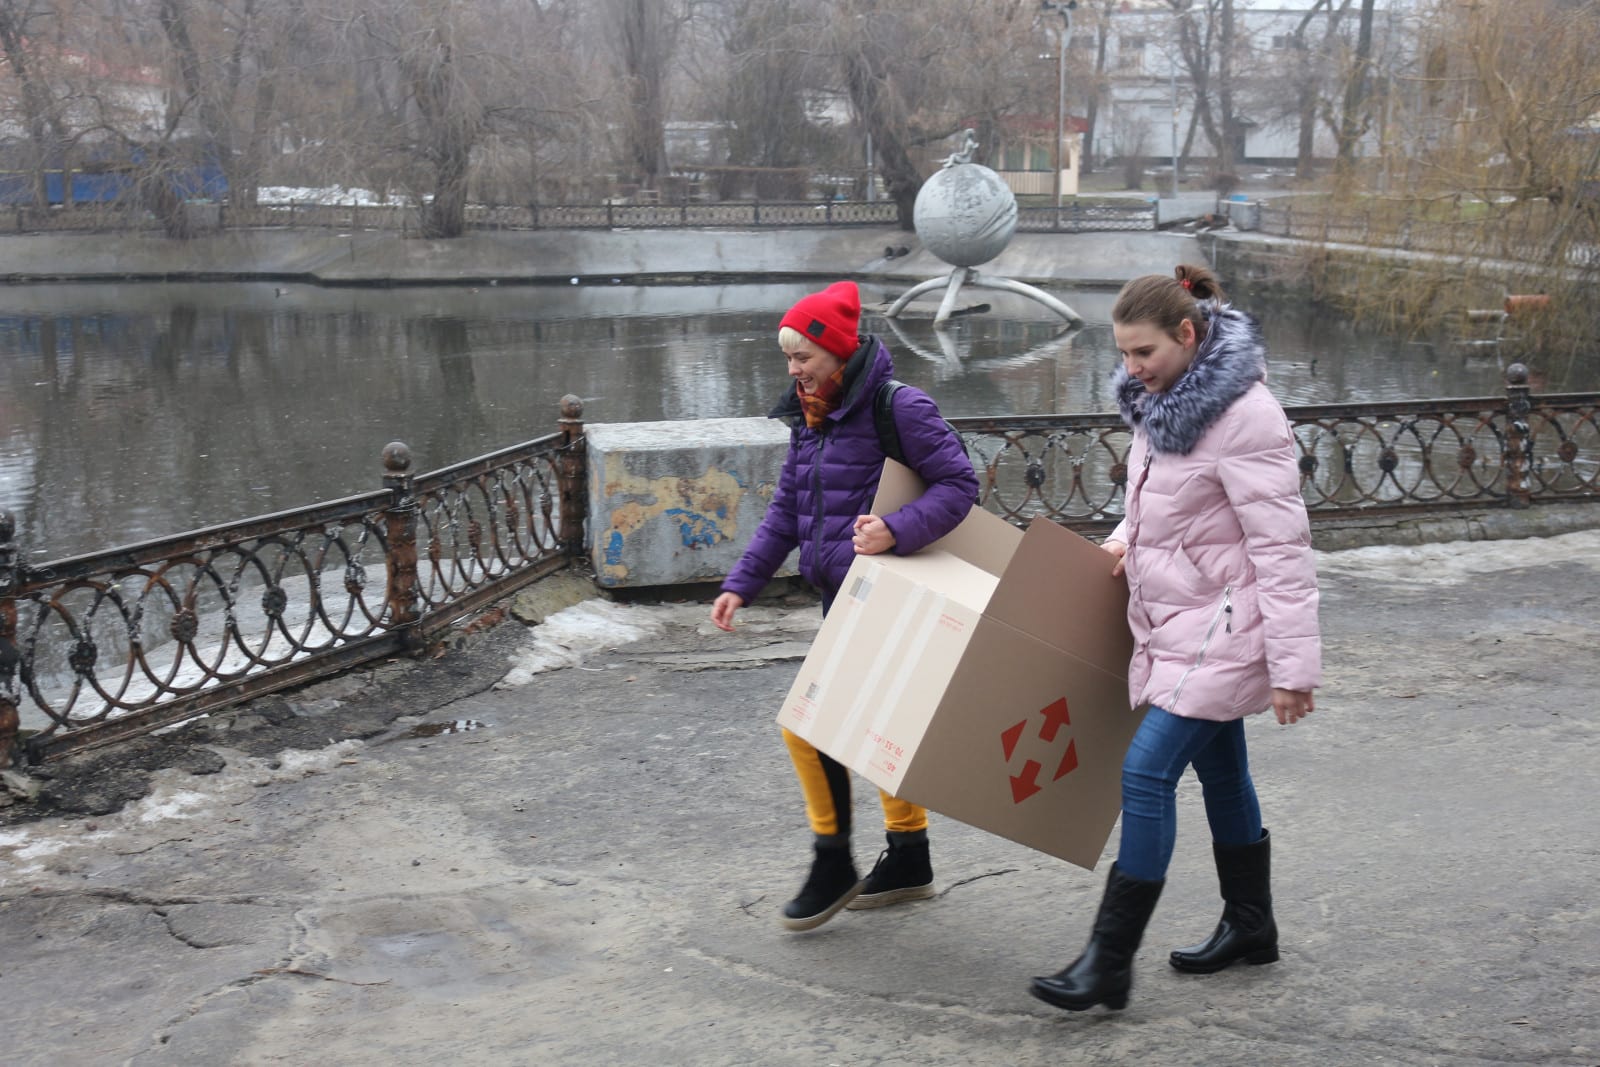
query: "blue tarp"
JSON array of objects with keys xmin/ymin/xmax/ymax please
[{"xmin": 0, "ymin": 163, "xmax": 226, "ymax": 205}]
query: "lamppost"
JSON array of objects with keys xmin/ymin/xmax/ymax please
[
  {"xmin": 1169, "ymin": 31, "xmax": 1180, "ymax": 197},
  {"xmin": 1170, "ymin": 0, "xmax": 1190, "ymax": 198},
  {"xmin": 1041, "ymin": 1, "xmax": 1077, "ymax": 211}
]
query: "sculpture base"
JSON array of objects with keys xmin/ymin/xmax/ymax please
[{"xmin": 885, "ymin": 267, "xmax": 1084, "ymax": 328}]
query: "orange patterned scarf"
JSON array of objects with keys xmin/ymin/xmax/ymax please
[{"xmin": 797, "ymin": 366, "xmax": 848, "ymax": 430}]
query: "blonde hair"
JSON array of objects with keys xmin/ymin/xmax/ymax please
[
  {"xmin": 1112, "ymin": 264, "xmax": 1228, "ymax": 342},
  {"xmin": 779, "ymin": 325, "xmax": 823, "ymax": 353}
]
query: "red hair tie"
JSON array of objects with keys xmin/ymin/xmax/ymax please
[{"xmin": 1180, "ymin": 278, "xmax": 1193, "ymax": 291}]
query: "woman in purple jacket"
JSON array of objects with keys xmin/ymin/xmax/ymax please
[
  {"xmin": 1031, "ymin": 264, "xmax": 1320, "ymax": 1012},
  {"xmin": 711, "ymin": 281, "xmax": 978, "ymax": 932}
]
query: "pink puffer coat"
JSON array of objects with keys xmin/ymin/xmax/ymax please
[{"xmin": 1108, "ymin": 306, "xmax": 1321, "ymax": 720}]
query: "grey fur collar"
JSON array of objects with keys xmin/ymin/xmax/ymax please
[{"xmin": 1112, "ymin": 305, "xmax": 1266, "ymax": 455}]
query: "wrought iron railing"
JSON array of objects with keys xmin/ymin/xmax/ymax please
[
  {"xmin": 0, "ymin": 398, "xmax": 586, "ymax": 766},
  {"xmin": 216, "ymin": 199, "xmax": 1157, "ymax": 233},
  {"xmin": 8, "ymin": 198, "xmax": 1158, "ymax": 237},
  {"xmin": 1255, "ymin": 203, "xmax": 1600, "ymax": 268},
  {"xmin": 4, "ymin": 371, "xmax": 1596, "ymax": 767},
  {"xmin": 951, "ymin": 365, "xmax": 1599, "ymax": 532},
  {"xmin": 1015, "ymin": 203, "xmax": 1155, "ymax": 233}
]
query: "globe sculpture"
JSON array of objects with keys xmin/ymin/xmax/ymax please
[
  {"xmin": 913, "ymin": 163, "xmax": 1019, "ymax": 268},
  {"xmin": 887, "ymin": 130, "xmax": 1083, "ymax": 329}
]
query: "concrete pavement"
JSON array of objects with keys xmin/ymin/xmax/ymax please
[{"xmin": 3, "ymin": 530, "xmax": 1599, "ymax": 1066}]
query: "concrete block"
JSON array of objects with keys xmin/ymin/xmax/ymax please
[
  {"xmin": 586, "ymin": 418, "xmax": 797, "ymax": 588},
  {"xmin": 1226, "ymin": 198, "xmax": 1261, "ymax": 231},
  {"xmin": 1156, "ymin": 195, "xmax": 1221, "ymax": 227}
]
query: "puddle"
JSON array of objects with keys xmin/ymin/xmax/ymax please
[{"xmin": 404, "ymin": 719, "xmax": 490, "ymax": 739}]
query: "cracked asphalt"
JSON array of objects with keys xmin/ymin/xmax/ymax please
[{"xmin": 2, "ymin": 531, "xmax": 1599, "ymax": 1066}]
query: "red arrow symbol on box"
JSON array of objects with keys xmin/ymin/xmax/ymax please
[
  {"xmin": 1001, "ymin": 720, "xmax": 1026, "ymax": 762},
  {"xmin": 1053, "ymin": 738, "xmax": 1079, "ymax": 781},
  {"xmin": 1038, "ymin": 697, "xmax": 1071, "ymax": 742},
  {"xmin": 1009, "ymin": 759, "xmax": 1044, "ymax": 803}
]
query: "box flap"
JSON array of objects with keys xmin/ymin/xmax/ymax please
[
  {"xmin": 871, "ymin": 459, "xmax": 1021, "ymax": 578},
  {"xmin": 857, "ymin": 550, "xmax": 1000, "ymax": 616},
  {"xmin": 778, "ymin": 555, "xmax": 987, "ymax": 794},
  {"xmin": 985, "ymin": 516, "xmax": 1134, "ymax": 673}
]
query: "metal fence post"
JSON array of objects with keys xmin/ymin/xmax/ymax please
[
  {"xmin": 557, "ymin": 395, "xmax": 588, "ymax": 556},
  {"xmin": 1503, "ymin": 363, "xmax": 1533, "ymax": 508},
  {"xmin": 381, "ymin": 442, "xmax": 424, "ymax": 643},
  {"xmin": 0, "ymin": 510, "xmax": 20, "ymax": 767}
]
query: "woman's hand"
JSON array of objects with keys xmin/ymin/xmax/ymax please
[
  {"xmin": 710, "ymin": 592, "xmax": 745, "ymax": 632},
  {"xmin": 852, "ymin": 514, "xmax": 896, "ymax": 555},
  {"xmin": 1272, "ymin": 688, "xmax": 1314, "ymax": 725},
  {"xmin": 1102, "ymin": 538, "xmax": 1127, "ymax": 578}
]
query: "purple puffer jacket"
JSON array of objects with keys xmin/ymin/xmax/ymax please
[{"xmin": 721, "ymin": 335, "xmax": 978, "ymax": 603}]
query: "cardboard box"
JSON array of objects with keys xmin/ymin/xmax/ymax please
[{"xmin": 776, "ymin": 461, "xmax": 1138, "ymax": 869}]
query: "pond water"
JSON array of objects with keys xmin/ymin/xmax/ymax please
[{"xmin": 1, "ymin": 279, "xmax": 1586, "ymax": 559}]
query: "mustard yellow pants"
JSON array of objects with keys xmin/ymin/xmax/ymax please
[{"xmin": 782, "ymin": 728, "xmax": 928, "ymax": 837}]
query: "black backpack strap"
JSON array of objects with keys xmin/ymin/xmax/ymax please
[{"xmin": 874, "ymin": 379, "xmax": 908, "ymax": 465}]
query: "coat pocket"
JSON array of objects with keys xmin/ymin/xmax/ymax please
[{"xmin": 1169, "ymin": 545, "xmax": 1209, "ymax": 600}]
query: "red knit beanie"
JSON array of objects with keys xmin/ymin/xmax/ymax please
[{"xmin": 780, "ymin": 281, "xmax": 861, "ymax": 360}]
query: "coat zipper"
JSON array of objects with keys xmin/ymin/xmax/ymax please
[{"xmin": 1170, "ymin": 584, "xmax": 1233, "ymax": 710}]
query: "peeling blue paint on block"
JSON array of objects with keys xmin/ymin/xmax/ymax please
[
  {"xmin": 665, "ymin": 508, "xmax": 722, "ymax": 549},
  {"xmin": 586, "ymin": 418, "xmax": 797, "ymax": 587}
]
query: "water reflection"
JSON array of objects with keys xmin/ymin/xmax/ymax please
[{"xmin": 1, "ymin": 280, "xmax": 1592, "ymax": 559}]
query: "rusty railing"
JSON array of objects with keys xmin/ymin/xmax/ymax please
[
  {"xmin": 0, "ymin": 397, "xmax": 586, "ymax": 767},
  {"xmin": 5, "ymin": 370, "xmax": 1597, "ymax": 767},
  {"xmin": 8, "ymin": 198, "xmax": 1157, "ymax": 236},
  {"xmin": 952, "ymin": 364, "xmax": 1599, "ymax": 534},
  {"xmin": 1254, "ymin": 203, "xmax": 1600, "ymax": 269}
]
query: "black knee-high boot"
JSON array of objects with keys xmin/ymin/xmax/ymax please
[
  {"xmin": 1169, "ymin": 828, "xmax": 1278, "ymax": 973},
  {"xmin": 1030, "ymin": 863, "xmax": 1164, "ymax": 1011}
]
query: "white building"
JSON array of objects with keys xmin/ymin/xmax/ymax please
[{"xmin": 1083, "ymin": 0, "xmax": 1419, "ymax": 170}]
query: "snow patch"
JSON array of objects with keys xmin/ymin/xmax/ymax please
[
  {"xmin": 256, "ymin": 185, "xmax": 398, "ymax": 206},
  {"xmin": 11, "ymin": 838, "xmax": 64, "ymax": 861},
  {"xmin": 498, "ymin": 600, "xmax": 672, "ymax": 687},
  {"xmin": 1318, "ymin": 529, "xmax": 1600, "ymax": 585},
  {"xmin": 276, "ymin": 741, "xmax": 365, "ymax": 776},
  {"xmin": 135, "ymin": 788, "xmax": 211, "ymax": 823}
]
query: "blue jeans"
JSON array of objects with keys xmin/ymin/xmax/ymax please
[{"xmin": 1117, "ymin": 706, "xmax": 1262, "ymax": 882}]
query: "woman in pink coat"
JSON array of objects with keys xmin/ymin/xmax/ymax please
[{"xmin": 1031, "ymin": 264, "xmax": 1321, "ymax": 1013}]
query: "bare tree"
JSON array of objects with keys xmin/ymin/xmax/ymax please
[
  {"xmin": 700, "ymin": 0, "xmax": 845, "ymax": 194},
  {"xmin": 0, "ymin": 0, "xmax": 72, "ymax": 207},
  {"xmin": 828, "ymin": 0, "xmax": 924, "ymax": 227},
  {"xmin": 1290, "ymin": 0, "xmax": 1352, "ymax": 181},
  {"xmin": 156, "ymin": 0, "xmax": 234, "ymax": 181},
  {"xmin": 825, "ymin": 0, "xmax": 1024, "ymax": 228},
  {"xmin": 945, "ymin": 0, "xmax": 1045, "ymax": 172},
  {"xmin": 304, "ymin": 0, "xmax": 588, "ymax": 236},
  {"xmin": 1332, "ymin": 0, "xmax": 1376, "ymax": 181},
  {"xmin": 1172, "ymin": 1, "xmax": 1227, "ymax": 176},
  {"xmin": 1079, "ymin": 0, "xmax": 1119, "ymax": 175},
  {"xmin": 599, "ymin": 0, "xmax": 683, "ymax": 194},
  {"xmin": 1294, "ymin": 0, "xmax": 1600, "ymax": 366}
]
